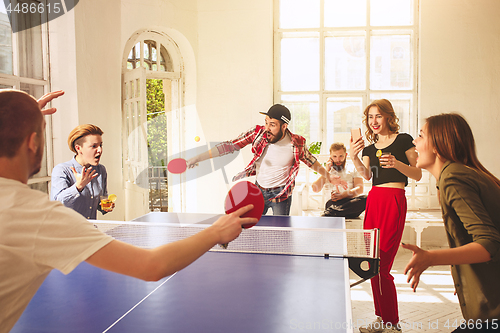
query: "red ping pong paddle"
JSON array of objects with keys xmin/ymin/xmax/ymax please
[
  {"xmin": 224, "ymin": 181, "xmax": 265, "ymax": 229},
  {"xmin": 220, "ymin": 181, "xmax": 264, "ymax": 249},
  {"xmin": 167, "ymin": 158, "xmax": 187, "ymax": 174}
]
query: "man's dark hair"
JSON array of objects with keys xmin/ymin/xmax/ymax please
[{"xmin": 0, "ymin": 90, "xmax": 42, "ymax": 157}]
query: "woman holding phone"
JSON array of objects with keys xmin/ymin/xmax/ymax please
[
  {"xmin": 403, "ymin": 113, "xmax": 500, "ymax": 331},
  {"xmin": 350, "ymin": 99, "xmax": 422, "ymax": 332}
]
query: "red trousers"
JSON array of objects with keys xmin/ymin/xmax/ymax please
[{"xmin": 363, "ymin": 187, "xmax": 407, "ymax": 325}]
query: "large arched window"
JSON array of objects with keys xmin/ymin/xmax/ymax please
[{"xmin": 121, "ymin": 30, "xmax": 184, "ymax": 219}]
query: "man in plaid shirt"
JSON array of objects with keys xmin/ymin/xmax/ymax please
[{"xmin": 187, "ymin": 104, "xmax": 345, "ymax": 216}]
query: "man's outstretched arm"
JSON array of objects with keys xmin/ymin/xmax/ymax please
[{"xmin": 86, "ymin": 205, "xmax": 257, "ymax": 281}]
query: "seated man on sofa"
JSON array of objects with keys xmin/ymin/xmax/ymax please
[{"xmin": 312, "ymin": 143, "xmax": 367, "ymax": 219}]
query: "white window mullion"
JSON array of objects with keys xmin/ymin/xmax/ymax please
[
  {"xmin": 412, "ymin": 0, "xmax": 420, "ymax": 136},
  {"xmin": 366, "ymin": 0, "xmax": 371, "ymax": 100}
]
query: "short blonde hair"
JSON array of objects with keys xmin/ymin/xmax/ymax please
[{"xmin": 67, "ymin": 124, "xmax": 103, "ymax": 154}]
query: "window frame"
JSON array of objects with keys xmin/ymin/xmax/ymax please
[
  {"xmin": 122, "ymin": 30, "xmax": 186, "ymax": 215},
  {"xmin": 0, "ymin": 1, "xmax": 52, "ymax": 191}
]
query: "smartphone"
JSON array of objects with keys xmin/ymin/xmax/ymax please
[{"xmin": 351, "ymin": 128, "xmax": 362, "ymax": 142}]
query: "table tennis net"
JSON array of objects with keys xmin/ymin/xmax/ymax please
[{"xmin": 94, "ymin": 221, "xmax": 378, "ymax": 259}]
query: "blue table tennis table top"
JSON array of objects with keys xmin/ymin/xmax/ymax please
[{"xmin": 12, "ymin": 213, "xmax": 353, "ymax": 333}]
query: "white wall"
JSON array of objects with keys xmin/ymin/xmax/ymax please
[
  {"xmin": 48, "ymin": 9, "xmax": 79, "ymax": 165},
  {"xmin": 189, "ymin": 0, "xmax": 274, "ymax": 213},
  {"xmin": 419, "ymin": 0, "xmax": 500, "ymax": 176},
  {"xmin": 73, "ymin": 0, "xmax": 124, "ymax": 219}
]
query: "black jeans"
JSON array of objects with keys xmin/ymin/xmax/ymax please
[{"xmin": 322, "ymin": 195, "xmax": 367, "ymax": 219}]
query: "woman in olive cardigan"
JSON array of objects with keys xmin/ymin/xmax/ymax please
[{"xmin": 403, "ymin": 113, "xmax": 500, "ymax": 330}]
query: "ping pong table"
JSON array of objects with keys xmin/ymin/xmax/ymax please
[{"xmin": 12, "ymin": 213, "xmax": 372, "ymax": 333}]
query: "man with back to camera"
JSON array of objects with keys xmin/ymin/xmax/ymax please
[
  {"xmin": 0, "ymin": 89, "xmax": 256, "ymax": 333},
  {"xmin": 312, "ymin": 142, "xmax": 367, "ymax": 219},
  {"xmin": 187, "ymin": 104, "xmax": 346, "ymax": 216}
]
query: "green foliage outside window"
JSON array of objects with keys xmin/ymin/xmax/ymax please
[
  {"xmin": 308, "ymin": 141, "xmax": 322, "ymax": 155},
  {"xmin": 146, "ymin": 79, "xmax": 167, "ymax": 167}
]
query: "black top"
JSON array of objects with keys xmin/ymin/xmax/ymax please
[{"xmin": 362, "ymin": 133, "xmax": 415, "ymax": 186}]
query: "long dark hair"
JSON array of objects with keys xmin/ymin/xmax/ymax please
[{"xmin": 426, "ymin": 113, "xmax": 500, "ymax": 188}]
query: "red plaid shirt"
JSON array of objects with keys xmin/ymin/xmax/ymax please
[{"xmin": 215, "ymin": 125, "xmax": 317, "ymax": 201}]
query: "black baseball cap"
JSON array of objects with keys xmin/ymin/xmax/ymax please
[{"xmin": 259, "ymin": 104, "xmax": 291, "ymax": 124}]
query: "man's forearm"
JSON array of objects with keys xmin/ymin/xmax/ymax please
[{"xmin": 311, "ymin": 161, "xmax": 329, "ymax": 181}]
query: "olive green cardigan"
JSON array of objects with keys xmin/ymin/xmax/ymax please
[{"xmin": 438, "ymin": 161, "xmax": 500, "ymax": 320}]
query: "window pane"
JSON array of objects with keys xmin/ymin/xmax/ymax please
[
  {"xmin": 0, "ymin": 7, "xmax": 13, "ymax": 75},
  {"xmin": 326, "ymin": 97, "xmax": 363, "ymax": 148},
  {"xmin": 370, "ymin": 35, "xmax": 411, "ymax": 90},
  {"xmin": 135, "ymin": 42, "xmax": 140, "ymax": 59},
  {"xmin": 324, "ymin": 0, "xmax": 366, "ymax": 27},
  {"xmin": 20, "ymin": 82, "xmax": 43, "ymax": 98},
  {"xmin": 325, "ymin": 36, "xmax": 366, "ymax": 91},
  {"xmin": 281, "ymin": 95, "xmax": 320, "ymax": 143},
  {"xmin": 370, "ymin": 93, "xmax": 412, "ymax": 133},
  {"xmin": 124, "ymin": 103, "xmax": 129, "ymax": 160},
  {"xmin": 281, "ymin": 37, "xmax": 319, "ymax": 92},
  {"xmin": 144, "ymin": 41, "xmax": 150, "ymax": 60},
  {"xmin": 131, "ymin": 103, "xmax": 136, "ymax": 162},
  {"xmin": 371, "ymin": 0, "xmax": 413, "ymax": 26},
  {"xmin": 280, "ymin": 0, "xmax": 319, "ymax": 29},
  {"xmin": 152, "ymin": 45, "xmax": 157, "ymax": 62},
  {"xmin": 159, "ymin": 45, "xmax": 172, "ymax": 72},
  {"xmin": 29, "ymin": 182, "xmax": 48, "ymax": 193},
  {"xmin": 146, "ymin": 79, "xmax": 166, "ymax": 167},
  {"xmin": 137, "ymin": 101, "xmax": 141, "ymax": 162},
  {"xmin": 17, "ymin": 17, "xmax": 44, "ymax": 79}
]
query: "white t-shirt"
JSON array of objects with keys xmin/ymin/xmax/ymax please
[
  {"xmin": 255, "ymin": 134, "xmax": 294, "ymax": 188},
  {"xmin": 0, "ymin": 177, "xmax": 113, "ymax": 333},
  {"xmin": 323, "ymin": 163, "xmax": 361, "ymax": 196}
]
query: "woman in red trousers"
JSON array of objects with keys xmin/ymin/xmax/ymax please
[{"xmin": 350, "ymin": 99, "xmax": 422, "ymax": 333}]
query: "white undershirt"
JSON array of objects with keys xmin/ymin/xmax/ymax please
[{"xmin": 255, "ymin": 134, "xmax": 294, "ymax": 188}]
